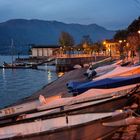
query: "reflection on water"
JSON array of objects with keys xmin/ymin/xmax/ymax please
[
  {"xmin": 0, "ymin": 67, "xmax": 58, "ymax": 109},
  {"xmin": 58, "ymin": 72, "xmax": 64, "ymax": 77}
]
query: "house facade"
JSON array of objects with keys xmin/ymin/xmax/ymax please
[
  {"xmin": 104, "ymin": 40, "xmax": 120, "ymax": 57},
  {"xmin": 31, "ymin": 45, "xmax": 60, "ymax": 58}
]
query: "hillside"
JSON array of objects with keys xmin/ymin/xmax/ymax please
[{"xmin": 0, "ymin": 19, "xmax": 115, "ymax": 54}]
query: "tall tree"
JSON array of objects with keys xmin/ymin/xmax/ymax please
[
  {"xmin": 114, "ymin": 30, "xmax": 128, "ymax": 40},
  {"xmin": 127, "ymin": 16, "xmax": 140, "ymax": 34},
  {"xmin": 59, "ymin": 32, "xmax": 75, "ymax": 47},
  {"xmin": 92, "ymin": 42, "xmax": 102, "ymax": 55},
  {"xmin": 81, "ymin": 35, "xmax": 93, "ymax": 54},
  {"xmin": 59, "ymin": 32, "xmax": 75, "ymax": 55}
]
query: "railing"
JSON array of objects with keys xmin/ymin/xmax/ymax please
[{"xmin": 56, "ymin": 54, "xmax": 105, "ymax": 58}]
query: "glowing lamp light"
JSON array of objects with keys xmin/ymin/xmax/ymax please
[
  {"xmin": 103, "ymin": 41, "xmax": 106, "ymax": 45},
  {"xmin": 119, "ymin": 40, "xmax": 122, "ymax": 43}
]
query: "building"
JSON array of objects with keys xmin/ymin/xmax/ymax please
[
  {"xmin": 104, "ymin": 40, "xmax": 120, "ymax": 57},
  {"xmin": 31, "ymin": 45, "xmax": 60, "ymax": 58}
]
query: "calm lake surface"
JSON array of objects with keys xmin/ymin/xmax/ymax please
[{"xmin": 0, "ymin": 55, "xmax": 58, "ymax": 108}]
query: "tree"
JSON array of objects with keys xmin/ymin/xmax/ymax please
[
  {"xmin": 59, "ymin": 32, "xmax": 74, "ymax": 47},
  {"xmin": 136, "ymin": 44, "xmax": 140, "ymax": 63},
  {"xmin": 81, "ymin": 35, "xmax": 93, "ymax": 54},
  {"xmin": 114, "ymin": 30, "xmax": 128, "ymax": 40},
  {"xmin": 92, "ymin": 42, "xmax": 102, "ymax": 55},
  {"xmin": 59, "ymin": 32, "xmax": 75, "ymax": 55},
  {"xmin": 127, "ymin": 17, "xmax": 140, "ymax": 34},
  {"xmin": 81, "ymin": 35, "xmax": 93, "ymax": 45}
]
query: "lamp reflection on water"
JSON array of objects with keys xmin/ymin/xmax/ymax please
[
  {"xmin": 2, "ymin": 68, "xmax": 5, "ymax": 79},
  {"xmin": 47, "ymin": 70, "xmax": 52, "ymax": 81},
  {"xmin": 57, "ymin": 72, "xmax": 64, "ymax": 77}
]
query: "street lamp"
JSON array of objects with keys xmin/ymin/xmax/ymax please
[
  {"xmin": 119, "ymin": 40, "xmax": 122, "ymax": 43},
  {"xmin": 119, "ymin": 40, "xmax": 126, "ymax": 60}
]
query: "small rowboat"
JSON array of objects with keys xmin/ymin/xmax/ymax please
[
  {"xmin": 0, "ymin": 111, "xmax": 129, "ymax": 140},
  {"xmin": 0, "ymin": 95, "xmax": 61, "ymax": 118}
]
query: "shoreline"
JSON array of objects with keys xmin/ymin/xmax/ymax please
[
  {"xmin": 14, "ymin": 67, "xmax": 87, "ymax": 105},
  {"xmin": 13, "ymin": 57, "xmax": 112, "ymax": 105}
]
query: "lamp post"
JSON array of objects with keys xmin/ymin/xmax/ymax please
[
  {"xmin": 119, "ymin": 40, "xmax": 126, "ymax": 60},
  {"xmin": 103, "ymin": 41, "xmax": 106, "ymax": 56}
]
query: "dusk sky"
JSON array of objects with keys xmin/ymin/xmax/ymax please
[{"xmin": 0, "ymin": 0, "xmax": 139, "ymax": 30}]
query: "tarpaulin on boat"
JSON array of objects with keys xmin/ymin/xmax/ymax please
[
  {"xmin": 67, "ymin": 74, "xmax": 140, "ymax": 94},
  {"xmin": 94, "ymin": 65, "xmax": 140, "ymax": 80}
]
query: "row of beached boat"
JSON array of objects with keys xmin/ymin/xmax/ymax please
[{"xmin": 0, "ymin": 60, "xmax": 140, "ymax": 139}]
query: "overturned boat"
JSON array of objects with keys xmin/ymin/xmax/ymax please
[
  {"xmin": 0, "ymin": 110, "xmax": 130, "ymax": 140},
  {"xmin": 0, "ymin": 84, "xmax": 139, "ymax": 125}
]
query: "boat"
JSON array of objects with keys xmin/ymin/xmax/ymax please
[
  {"xmin": 0, "ymin": 84, "xmax": 139, "ymax": 125},
  {"xmin": 94, "ymin": 65, "xmax": 140, "ymax": 80},
  {"xmin": 0, "ymin": 110, "xmax": 130, "ymax": 140},
  {"xmin": 22, "ymin": 84, "xmax": 140, "ymax": 120},
  {"xmin": 0, "ymin": 63, "xmax": 32, "ymax": 69},
  {"xmin": 67, "ymin": 74, "xmax": 140, "ymax": 94},
  {"xmin": 0, "ymin": 85, "xmax": 139, "ymax": 140},
  {"xmin": 0, "ymin": 95, "xmax": 61, "ymax": 119},
  {"xmin": 68, "ymin": 65, "xmax": 140, "ymax": 94},
  {"xmin": 0, "ymin": 39, "xmax": 33, "ymax": 69},
  {"xmin": 38, "ymin": 84, "xmax": 140, "ymax": 111},
  {"xmin": 85, "ymin": 62, "xmax": 140, "ymax": 80},
  {"xmin": 85, "ymin": 60, "xmax": 123, "ymax": 79}
]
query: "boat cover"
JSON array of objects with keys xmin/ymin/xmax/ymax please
[
  {"xmin": 94, "ymin": 65, "xmax": 140, "ymax": 80},
  {"xmin": 67, "ymin": 74, "xmax": 140, "ymax": 94}
]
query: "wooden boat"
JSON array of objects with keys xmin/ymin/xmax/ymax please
[
  {"xmin": 38, "ymin": 84, "xmax": 139, "ymax": 111},
  {"xmin": 0, "ymin": 84, "xmax": 139, "ymax": 119},
  {"xmin": 0, "ymin": 111, "xmax": 129, "ymax": 140},
  {"xmin": 0, "ymin": 95, "xmax": 61, "ymax": 118},
  {"xmin": 0, "ymin": 63, "xmax": 32, "ymax": 69}
]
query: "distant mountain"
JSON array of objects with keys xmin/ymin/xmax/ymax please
[{"xmin": 0, "ymin": 19, "xmax": 115, "ymax": 54}]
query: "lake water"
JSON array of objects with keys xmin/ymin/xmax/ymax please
[{"xmin": 0, "ymin": 55, "xmax": 58, "ymax": 108}]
